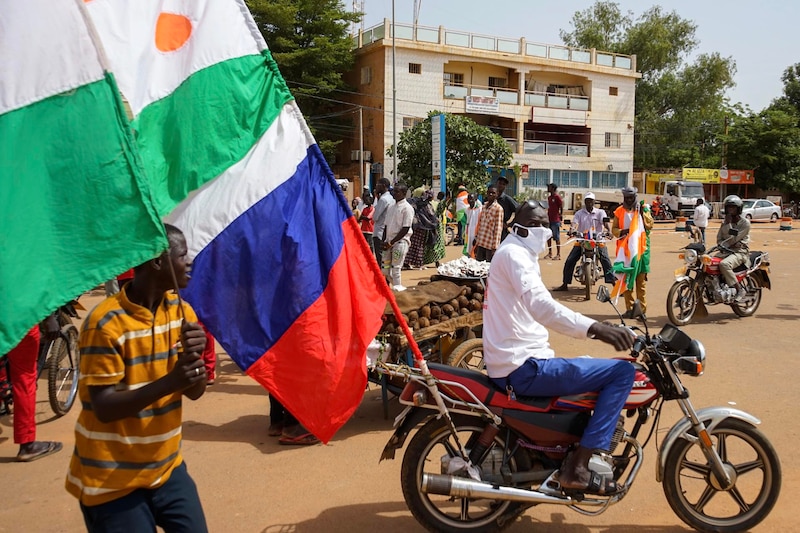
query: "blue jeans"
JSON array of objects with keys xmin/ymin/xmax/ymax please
[
  {"xmin": 549, "ymin": 222, "xmax": 561, "ymax": 243},
  {"xmin": 492, "ymin": 357, "xmax": 634, "ymax": 451},
  {"xmin": 80, "ymin": 462, "xmax": 207, "ymax": 533}
]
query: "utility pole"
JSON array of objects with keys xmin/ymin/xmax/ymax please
[
  {"xmin": 358, "ymin": 106, "xmax": 364, "ymax": 190},
  {"xmin": 721, "ymin": 115, "xmax": 729, "ymax": 169},
  {"xmin": 391, "ymin": 0, "xmax": 397, "ymax": 184}
]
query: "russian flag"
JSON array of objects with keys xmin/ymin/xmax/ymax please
[{"xmin": 85, "ymin": 0, "xmax": 388, "ymax": 442}]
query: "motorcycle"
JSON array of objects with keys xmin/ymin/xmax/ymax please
[
  {"xmin": 666, "ymin": 232, "xmax": 771, "ymax": 326},
  {"xmin": 569, "ymin": 231, "xmax": 611, "ymax": 301},
  {"xmin": 377, "ymin": 287, "xmax": 780, "ymax": 532},
  {"xmin": 652, "ymin": 201, "xmax": 674, "ymax": 221}
]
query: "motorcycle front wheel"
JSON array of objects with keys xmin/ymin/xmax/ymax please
[
  {"xmin": 663, "ymin": 419, "xmax": 781, "ymax": 532},
  {"xmin": 666, "ymin": 279, "xmax": 697, "ymax": 326},
  {"xmin": 730, "ymin": 277, "xmax": 761, "ymax": 317},
  {"xmin": 583, "ymin": 262, "xmax": 593, "ymax": 301},
  {"xmin": 401, "ymin": 414, "xmax": 532, "ymax": 533},
  {"xmin": 47, "ymin": 325, "xmax": 80, "ymax": 416}
]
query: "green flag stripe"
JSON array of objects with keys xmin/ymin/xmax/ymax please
[
  {"xmin": 132, "ymin": 50, "xmax": 294, "ymax": 216},
  {"xmin": 0, "ymin": 74, "xmax": 167, "ymax": 353}
]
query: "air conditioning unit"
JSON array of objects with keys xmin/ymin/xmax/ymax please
[
  {"xmin": 350, "ymin": 150, "xmax": 372, "ymax": 161},
  {"xmin": 573, "ymin": 192, "xmax": 583, "ymax": 209}
]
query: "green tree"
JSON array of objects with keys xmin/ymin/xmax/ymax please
[
  {"xmin": 726, "ymin": 65, "xmax": 800, "ymax": 194},
  {"xmin": 390, "ymin": 112, "xmax": 512, "ymax": 192},
  {"xmin": 246, "ymin": 0, "xmax": 361, "ymax": 162},
  {"xmin": 561, "ymin": 2, "xmax": 735, "ymax": 169}
]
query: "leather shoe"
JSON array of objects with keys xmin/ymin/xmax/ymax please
[{"xmin": 553, "ymin": 284, "xmax": 569, "ymax": 292}]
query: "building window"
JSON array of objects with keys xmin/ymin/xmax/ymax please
[
  {"xmin": 488, "ymin": 76, "xmax": 507, "ymax": 88},
  {"xmin": 553, "ymin": 170, "xmax": 589, "ymax": 189},
  {"xmin": 609, "ymin": 86, "xmax": 619, "ymax": 96},
  {"xmin": 402, "ymin": 117, "xmax": 424, "ymax": 131},
  {"xmin": 593, "ymin": 171, "xmax": 628, "ymax": 189},
  {"xmin": 360, "ymin": 66, "xmax": 372, "ymax": 85},
  {"xmin": 443, "ymin": 72, "xmax": 464, "ymax": 86},
  {"xmin": 408, "ymin": 63, "xmax": 422, "ymax": 74},
  {"xmin": 522, "ymin": 169, "xmax": 550, "ymax": 188},
  {"xmin": 605, "ymin": 132, "xmax": 621, "ymax": 148}
]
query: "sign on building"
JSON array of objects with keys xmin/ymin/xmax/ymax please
[{"xmin": 465, "ymin": 95, "xmax": 500, "ymax": 114}]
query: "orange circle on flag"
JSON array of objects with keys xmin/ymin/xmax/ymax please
[{"xmin": 155, "ymin": 13, "xmax": 192, "ymax": 52}]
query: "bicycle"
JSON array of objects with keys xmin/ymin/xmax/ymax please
[{"xmin": 0, "ymin": 300, "xmax": 82, "ymax": 418}]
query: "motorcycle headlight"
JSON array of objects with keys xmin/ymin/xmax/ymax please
[
  {"xmin": 672, "ymin": 340, "xmax": 706, "ymax": 377},
  {"xmin": 683, "ymin": 248, "xmax": 698, "ymax": 265}
]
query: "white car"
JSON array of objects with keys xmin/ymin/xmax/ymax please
[{"xmin": 741, "ymin": 199, "xmax": 781, "ymax": 221}]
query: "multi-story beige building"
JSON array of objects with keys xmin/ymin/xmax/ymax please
[{"xmin": 337, "ymin": 20, "xmax": 640, "ymax": 210}]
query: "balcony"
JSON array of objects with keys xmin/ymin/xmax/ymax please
[
  {"xmin": 524, "ymin": 91, "xmax": 589, "ymax": 111},
  {"xmin": 523, "ymin": 142, "xmax": 589, "ymax": 157},
  {"xmin": 356, "ymin": 21, "xmax": 637, "ymax": 73},
  {"xmin": 444, "ymin": 84, "xmax": 519, "ymax": 105}
]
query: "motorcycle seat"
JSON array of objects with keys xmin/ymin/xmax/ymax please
[{"xmin": 427, "ymin": 362, "xmax": 553, "ymax": 411}]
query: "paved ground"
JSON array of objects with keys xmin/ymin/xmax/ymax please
[{"xmin": 1, "ymin": 220, "xmax": 797, "ymax": 532}]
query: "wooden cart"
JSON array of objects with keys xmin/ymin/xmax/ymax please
[{"xmin": 369, "ymin": 294, "xmax": 486, "ymax": 417}]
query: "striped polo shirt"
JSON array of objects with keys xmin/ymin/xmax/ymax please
[{"xmin": 65, "ymin": 287, "xmax": 197, "ymax": 506}]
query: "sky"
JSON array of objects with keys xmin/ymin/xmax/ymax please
[{"xmin": 357, "ymin": 0, "xmax": 799, "ymax": 112}]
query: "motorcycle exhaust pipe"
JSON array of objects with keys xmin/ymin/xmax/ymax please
[{"xmin": 422, "ymin": 474, "xmax": 584, "ymax": 506}]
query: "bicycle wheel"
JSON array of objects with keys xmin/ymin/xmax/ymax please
[{"xmin": 47, "ymin": 325, "xmax": 80, "ymax": 416}]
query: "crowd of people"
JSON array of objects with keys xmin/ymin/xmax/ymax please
[{"xmin": 1, "ymin": 178, "xmax": 754, "ymax": 530}]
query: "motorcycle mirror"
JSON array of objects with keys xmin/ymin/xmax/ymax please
[
  {"xmin": 563, "ymin": 218, "xmax": 571, "ymax": 225},
  {"xmin": 602, "ymin": 217, "xmax": 610, "ymax": 223},
  {"xmin": 596, "ymin": 285, "xmax": 610, "ymax": 302}
]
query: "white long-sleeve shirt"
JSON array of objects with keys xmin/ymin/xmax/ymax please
[{"xmin": 483, "ymin": 235, "xmax": 596, "ymax": 378}]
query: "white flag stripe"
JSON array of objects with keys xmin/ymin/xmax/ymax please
[
  {"xmin": 166, "ymin": 102, "xmax": 315, "ymax": 259},
  {"xmin": 86, "ymin": 0, "xmax": 260, "ymax": 116},
  {"xmin": 0, "ymin": 0, "xmax": 104, "ymax": 115}
]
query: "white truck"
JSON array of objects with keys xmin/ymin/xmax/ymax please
[
  {"xmin": 582, "ymin": 179, "xmax": 705, "ymax": 218},
  {"xmin": 656, "ymin": 180, "xmax": 705, "ymax": 217}
]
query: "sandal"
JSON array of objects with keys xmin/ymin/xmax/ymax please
[
  {"xmin": 278, "ymin": 432, "xmax": 320, "ymax": 446},
  {"xmin": 16, "ymin": 441, "xmax": 63, "ymax": 462},
  {"xmin": 267, "ymin": 423, "xmax": 283, "ymax": 437}
]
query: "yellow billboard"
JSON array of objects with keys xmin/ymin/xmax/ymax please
[{"xmin": 682, "ymin": 168, "xmax": 721, "ymax": 184}]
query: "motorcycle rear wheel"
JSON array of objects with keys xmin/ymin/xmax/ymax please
[
  {"xmin": 662, "ymin": 419, "xmax": 781, "ymax": 532},
  {"xmin": 666, "ymin": 279, "xmax": 697, "ymax": 326},
  {"xmin": 730, "ymin": 277, "xmax": 761, "ymax": 317},
  {"xmin": 401, "ymin": 415, "xmax": 532, "ymax": 533}
]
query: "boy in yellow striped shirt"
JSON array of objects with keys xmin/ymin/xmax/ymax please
[{"xmin": 66, "ymin": 224, "xmax": 209, "ymax": 532}]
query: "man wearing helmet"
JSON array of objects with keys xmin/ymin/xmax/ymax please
[{"xmin": 716, "ymin": 195, "xmax": 751, "ymax": 301}]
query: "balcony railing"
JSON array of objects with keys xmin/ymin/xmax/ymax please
[
  {"xmin": 356, "ymin": 21, "xmax": 637, "ymax": 72},
  {"xmin": 444, "ymin": 85, "xmax": 591, "ymax": 112},
  {"xmin": 444, "ymin": 84, "xmax": 519, "ymax": 105},
  {"xmin": 524, "ymin": 91, "xmax": 589, "ymax": 111},
  {"xmin": 524, "ymin": 142, "xmax": 589, "ymax": 157}
]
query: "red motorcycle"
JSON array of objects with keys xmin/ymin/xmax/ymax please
[
  {"xmin": 666, "ymin": 235, "xmax": 771, "ymax": 326},
  {"xmin": 377, "ymin": 287, "xmax": 780, "ymax": 532}
]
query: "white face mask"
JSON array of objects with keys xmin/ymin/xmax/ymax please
[{"xmin": 513, "ymin": 224, "xmax": 552, "ymax": 255}]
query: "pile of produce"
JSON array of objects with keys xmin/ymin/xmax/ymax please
[
  {"xmin": 436, "ymin": 257, "xmax": 490, "ymax": 278},
  {"xmin": 380, "ymin": 279, "xmax": 484, "ymax": 334}
]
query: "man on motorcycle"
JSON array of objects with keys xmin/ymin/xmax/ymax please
[
  {"xmin": 716, "ymin": 195, "xmax": 751, "ymax": 301},
  {"xmin": 553, "ymin": 192, "xmax": 615, "ymax": 292},
  {"xmin": 483, "ymin": 200, "xmax": 635, "ymax": 496}
]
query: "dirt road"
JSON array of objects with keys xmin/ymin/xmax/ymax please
[{"xmin": 1, "ymin": 221, "xmax": 796, "ymax": 532}]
